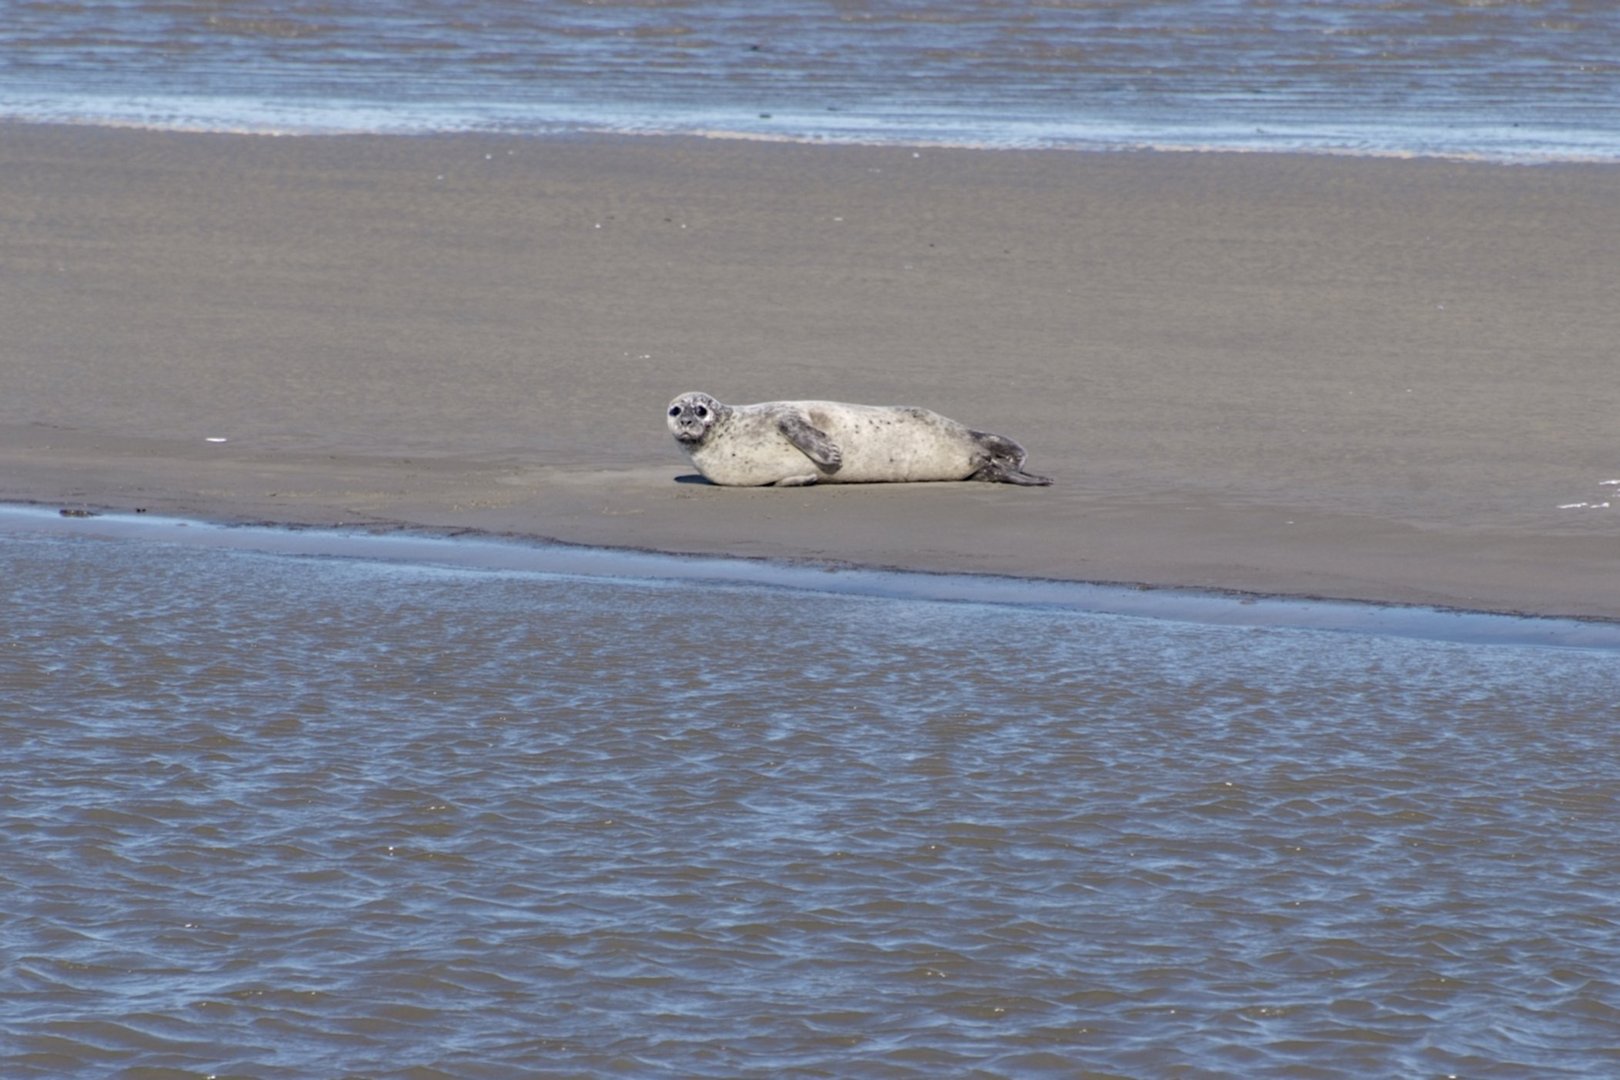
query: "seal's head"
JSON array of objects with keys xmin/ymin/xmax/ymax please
[{"xmin": 667, "ymin": 392, "xmax": 726, "ymax": 445}]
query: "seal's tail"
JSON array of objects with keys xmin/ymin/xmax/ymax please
[{"xmin": 969, "ymin": 431, "xmax": 1053, "ymax": 486}]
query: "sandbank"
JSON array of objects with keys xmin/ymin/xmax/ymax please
[{"xmin": 2, "ymin": 124, "xmax": 1615, "ymax": 618}]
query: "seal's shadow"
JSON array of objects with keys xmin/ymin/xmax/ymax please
[{"xmin": 674, "ymin": 473, "xmax": 713, "ymax": 485}]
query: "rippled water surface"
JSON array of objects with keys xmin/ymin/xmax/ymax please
[
  {"xmin": 5, "ymin": 524, "xmax": 1620, "ymax": 1077},
  {"xmin": 3, "ymin": 0, "xmax": 1618, "ymax": 159}
]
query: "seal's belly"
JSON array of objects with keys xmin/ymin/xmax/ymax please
[{"xmin": 688, "ymin": 438, "xmax": 816, "ymax": 486}]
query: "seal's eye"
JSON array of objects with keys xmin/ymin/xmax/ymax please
[
  {"xmin": 669, "ymin": 405, "xmax": 681, "ymax": 417},
  {"xmin": 695, "ymin": 406, "xmax": 708, "ymax": 418}
]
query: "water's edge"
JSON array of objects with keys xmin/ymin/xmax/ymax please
[
  {"xmin": 8, "ymin": 503, "xmax": 1616, "ymax": 652},
  {"xmin": 6, "ymin": 113, "xmax": 1619, "ymax": 167}
]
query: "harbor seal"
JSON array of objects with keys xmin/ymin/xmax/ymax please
[{"xmin": 666, "ymin": 392, "xmax": 1052, "ymax": 487}]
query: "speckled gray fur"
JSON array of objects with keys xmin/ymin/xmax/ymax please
[{"xmin": 666, "ymin": 392, "xmax": 1052, "ymax": 487}]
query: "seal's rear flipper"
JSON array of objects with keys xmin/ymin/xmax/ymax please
[
  {"xmin": 969, "ymin": 431, "xmax": 1053, "ymax": 486},
  {"xmin": 970, "ymin": 462, "xmax": 1053, "ymax": 485},
  {"xmin": 996, "ymin": 467, "xmax": 1053, "ymax": 486}
]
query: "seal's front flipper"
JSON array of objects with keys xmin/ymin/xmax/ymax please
[
  {"xmin": 778, "ymin": 414, "xmax": 843, "ymax": 473},
  {"xmin": 774, "ymin": 473, "xmax": 821, "ymax": 487}
]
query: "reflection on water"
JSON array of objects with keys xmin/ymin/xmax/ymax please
[{"xmin": 4, "ymin": 524, "xmax": 1619, "ymax": 1077}]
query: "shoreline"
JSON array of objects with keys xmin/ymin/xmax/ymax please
[
  {"xmin": 2, "ymin": 124, "xmax": 1616, "ymax": 620},
  {"xmin": 12, "ymin": 115, "xmax": 1620, "ymax": 168},
  {"xmin": 7, "ymin": 503, "xmax": 1619, "ymax": 651}
]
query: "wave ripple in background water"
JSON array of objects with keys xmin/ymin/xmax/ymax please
[
  {"xmin": 5, "ymin": 527, "xmax": 1620, "ymax": 1076},
  {"xmin": 2, "ymin": 0, "xmax": 1618, "ymax": 160}
]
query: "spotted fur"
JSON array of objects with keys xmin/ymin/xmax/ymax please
[{"xmin": 666, "ymin": 392, "xmax": 1051, "ymax": 487}]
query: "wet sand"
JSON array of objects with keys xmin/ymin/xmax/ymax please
[{"xmin": 2, "ymin": 124, "xmax": 1616, "ymax": 618}]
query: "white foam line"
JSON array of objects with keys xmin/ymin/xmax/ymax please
[{"xmin": 4, "ymin": 107, "xmax": 1618, "ymax": 166}]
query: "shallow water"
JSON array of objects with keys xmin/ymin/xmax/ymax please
[
  {"xmin": 2, "ymin": 0, "xmax": 1618, "ymax": 160},
  {"xmin": 4, "ymin": 517, "xmax": 1620, "ymax": 1077}
]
